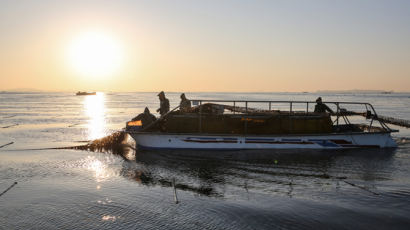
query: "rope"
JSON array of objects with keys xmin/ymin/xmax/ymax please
[
  {"xmin": 0, "ymin": 182, "xmax": 18, "ymax": 197},
  {"xmin": 0, "ymin": 142, "xmax": 14, "ymax": 149}
]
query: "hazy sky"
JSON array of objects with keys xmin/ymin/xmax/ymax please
[{"xmin": 1, "ymin": 0, "xmax": 409, "ymax": 92}]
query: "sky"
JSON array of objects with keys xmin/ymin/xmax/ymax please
[{"xmin": 1, "ymin": 0, "xmax": 409, "ymax": 92}]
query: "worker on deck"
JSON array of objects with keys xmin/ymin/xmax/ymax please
[
  {"xmin": 156, "ymin": 91, "xmax": 170, "ymax": 116},
  {"xmin": 179, "ymin": 93, "xmax": 191, "ymax": 112},
  {"xmin": 132, "ymin": 107, "xmax": 157, "ymax": 128},
  {"xmin": 314, "ymin": 97, "xmax": 333, "ymax": 114}
]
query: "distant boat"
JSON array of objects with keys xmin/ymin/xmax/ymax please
[
  {"xmin": 381, "ymin": 91, "xmax": 393, "ymax": 94},
  {"xmin": 76, "ymin": 91, "xmax": 96, "ymax": 96}
]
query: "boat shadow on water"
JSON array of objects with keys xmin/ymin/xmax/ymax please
[{"xmin": 116, "ymin": 143, "xmax": 398, "ymax": 198}]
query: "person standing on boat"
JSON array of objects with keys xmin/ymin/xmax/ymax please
[
  {"xmin": 156, "ymin": 91, "xmax": 170, "ymax": 116},
  {"xmin": 179, "ymin": 93, "xmax": 191, "ymax": 112},
  {"xmin": 314, "ymin": 97, "xmax": 333, "ymax": 114}
]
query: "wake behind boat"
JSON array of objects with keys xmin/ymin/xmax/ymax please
[{"xmin": 126, "ymin": 98, "xmax": 398, "ymax": 150}]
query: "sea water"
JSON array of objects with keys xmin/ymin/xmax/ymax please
[{"xmin": 1, "ymin": 92, "xmax": 410, "ymax": 229}]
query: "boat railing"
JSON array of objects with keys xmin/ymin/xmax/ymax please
[{"xmin": 190, "ymin": 99, "xmax": 391, "ymax": 133}]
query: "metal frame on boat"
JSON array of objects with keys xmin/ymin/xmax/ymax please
[{"xmin": 126, "ymin": 99, "xmax": 398, "ymax": 150}]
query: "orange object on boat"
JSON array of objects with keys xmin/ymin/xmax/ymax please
[{"xmin": 127, "ymin": 120, "xmax": 142, "ymax": 126}]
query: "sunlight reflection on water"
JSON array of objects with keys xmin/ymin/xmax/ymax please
[
  {"xmin": 83, "ymin": 156, "xmax": 111, "ymax": 182},
  {"xmin": 102, "ymin": 215, "xmax": 117, "ymax": 221},
  {"xmin": 83, "ymin": 92, "xmax": 107, "ymax": 140}
]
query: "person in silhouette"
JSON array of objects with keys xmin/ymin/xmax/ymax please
[
  {"xmin": 314, "ymin": 97, "xmax": 333, "ymax": 114},
  {"xmin": 132, "ymin": 107, "xmax": 156, "ymax": 127},
  {"xmin": 156, "ymin": 91, "xmax": 170, "ymax": 116},
  {"xmin": 179, "ymin": 93, "xmax": 191, "ymax": 112}
]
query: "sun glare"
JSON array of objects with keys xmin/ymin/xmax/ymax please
[
  {"xmin": 67, "ymin": 31, "xmax": 123, "ymax": 78},
  {"xmin": 84, "ymin": 92, "xmax": 106, "ymax": 140}
]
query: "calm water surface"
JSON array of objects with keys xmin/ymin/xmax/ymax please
[{"xmin": 1, "ymin": 92, "xmax": 410, "ymax": 229}]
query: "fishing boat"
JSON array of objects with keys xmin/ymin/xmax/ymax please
[
  {"xmin": 76, "ymin": 91, "xmax": 96, "ymax": 96},
  {"xmin": 125, "ymin": 99, "xmax": 398, "ymax": 150}
]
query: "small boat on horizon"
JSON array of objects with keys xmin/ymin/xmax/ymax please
[
  {"xmin": 125, "ymin": 99, "xmax": 398, "ymax": 150},
  {"xmin": 76, "ymin": 91, "xmax": 96, "ymax": 96},
  {"xmin": 381, "ymin": 91, "xmax": 393, "ymax": 94}
]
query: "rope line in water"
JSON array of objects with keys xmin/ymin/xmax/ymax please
[
  {"xmin": 0, "ymin": 142, "xmax": 14, "ymax": 149},
  {"xmin": 343, "ymin": 180, "xmax": 379, "ymax": 196},
  {"xmin": 0, "ymin": 182, "xmax": 18, "ymax": 197},
  {"xmin": 3, "ymin": 115, "xmax": 17, "ymax": 119},
  {"xmin": 1, "ymin": 124, "xmax": 19, "ymax": 129}
]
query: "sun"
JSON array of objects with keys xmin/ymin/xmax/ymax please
[{"xmin": 67, "ymin": 31, "xmax": 124, "ymax": 78}]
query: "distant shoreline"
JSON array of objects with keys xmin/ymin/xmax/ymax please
[{"xmin": 1, "ymin": 89, "xmax": 409, "ymax": 94}]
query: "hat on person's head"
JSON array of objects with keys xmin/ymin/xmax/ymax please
[
  {"xmin": 157, "ymin": 91, "xmax": 165, "ymax": 96},
  {"xmin": 316, "ymin": 97, "xmax": 322, "ymax": 103}
]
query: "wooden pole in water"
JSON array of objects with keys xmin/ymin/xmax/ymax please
[{"xmin": 172, "ymin": 178, "xmax": 179, "ymax": 204}]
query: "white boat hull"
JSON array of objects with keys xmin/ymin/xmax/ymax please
[{"xmin": 128, "ymin": 132, "xmax": 397, "ymax": 150}]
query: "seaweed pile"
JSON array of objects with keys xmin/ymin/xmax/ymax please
[{"xmin": 56, "ymin": 131, "xmax": 132, "ymax": 159}]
